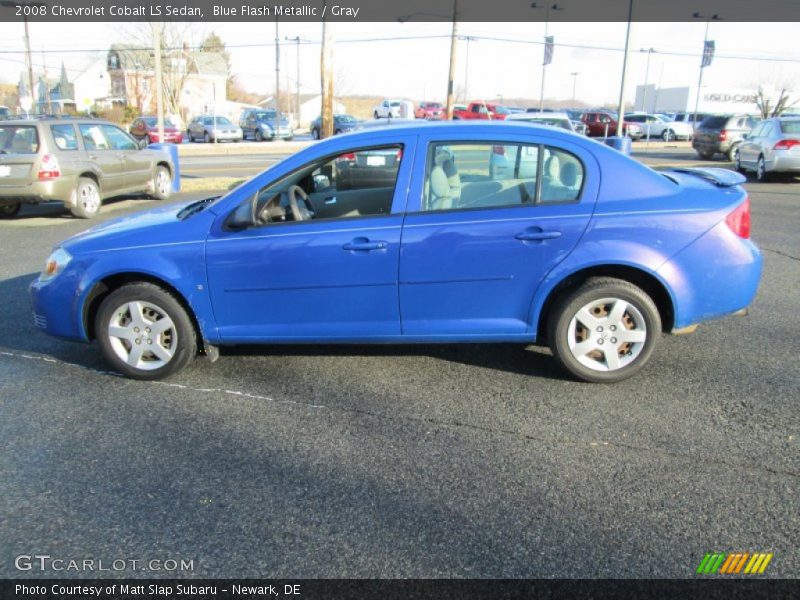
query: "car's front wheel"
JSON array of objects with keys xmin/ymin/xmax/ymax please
[
  {"xmin": 662, "ymin": 129, "xmax": 674, "ymax": 142},
  {"xmin": 255, "ymin": 129, "xmax": 263, "ymax": 142},
  {"xmin": 756, "ymin": 156, "xmax": 769, "ymax": 182},
  {"xmin": 96, "ymin": 283, "xmax": 197, "ymax": 380},
  {"xmin": 0, "ymin": 203, "xmax": 21, "ymax": 218},
  {"xmin": 733, "ymin": 148, "xmax": 744, "ymax": 172},
  {"xmin": 312, "ymin": 128, "xmax": 320, "ymax": 140},
  {"xmin": 70, "ymin": 177, "xmax": 102, "ymax": 219},
  {"xmin": 548, "ymin": 278, "xmax": 661, "ymax": 383}
]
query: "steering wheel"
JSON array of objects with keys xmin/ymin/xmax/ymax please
[{"xmin": 288, "ymin": 185, "xmax": 314, "ymax": 221}]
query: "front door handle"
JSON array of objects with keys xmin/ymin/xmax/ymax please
[
  {"xmin": 515, "ymin": 230, "xmax": 562, "ymax": 242},
  {"xmin": 324, "ymin": 196, "xmax": 337, "ymax": 205},
  {"xmin": 342, "ymin": 238, "xmax": 388, "ymax": 252}
]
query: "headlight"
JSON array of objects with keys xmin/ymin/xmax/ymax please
[{"xmin": 40, "ymin": 247, "xmax": 72, "ymax": 282}]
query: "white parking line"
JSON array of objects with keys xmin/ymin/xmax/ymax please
[{"xmin": 0, "ymin": 349, "xmax": 326, "ymax": 410}]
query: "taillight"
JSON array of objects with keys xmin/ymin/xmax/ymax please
[
  {"xmin": 492, "ymin": 145, "xmax": 505, "ymax": 155},
  {"xmin": 718, "ymin": 130, "xmax": 728, "ymax": 141},
  {"xmin": 725, "ymin": 197, "xmax": 751, "ymax": 239},
  {"xmin": 396, "ymin": 149, "xmax": 402, "ymax": 161},
  {"xmin": 37, "ymin": 153, "xmax": 61, "ymax": 180},
  {"xmin": 774, "ymin": 139, "xmax": 800, "ymax": 150}
]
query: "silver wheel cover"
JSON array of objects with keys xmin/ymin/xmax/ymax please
[
  {"xmin": 107, "ymin": 300, "xmax": 177, "ymax": 371},
  {"xmin": 156, "ymin": 169, "xmax": 170, "ymax": 196},
  {"xmin": 79, "ymin": 182, "xmax": 100, "ymax": 214},
  {"xmin": 567, "ymin": 297, "xmax": 647, "ymax": 372}
]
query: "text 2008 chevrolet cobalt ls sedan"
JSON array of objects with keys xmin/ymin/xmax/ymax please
[{"xmin": 30, "ymin": 122, "xmax": 761, "ymax": 383}]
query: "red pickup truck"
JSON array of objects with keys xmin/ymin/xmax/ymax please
[{"xmin": 452, "ymin": 102, "xmax": 510, "ymax": 121}]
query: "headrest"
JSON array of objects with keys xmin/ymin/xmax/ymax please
[
  {"xmin": 441, "ymin": 158, "xmax": 458, "ymax": 178},
  {"xmin": 545, "ymin": 155, "xmax": 561, "ymax": 179},
  {"xmin": 561, "ymin": 162, "xmax": 579, "ymax": 188},
  {"xmin": 429, "ymin": 166, "xmax": 451, "ymax": 199}
]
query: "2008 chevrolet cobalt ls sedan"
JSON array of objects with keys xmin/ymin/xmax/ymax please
[{"xmin": 30, "ymin": 122, "xmax": 762, "ymax": 383}]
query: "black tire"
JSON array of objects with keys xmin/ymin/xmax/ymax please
[
  {"xmin": 733, "ymin": 148, "xmax": 744, "ymax": 173},
  {"xmin": 756, "ymin": 156, "xmax": 769, "ymax": 182},
  {"xmin": 374, "ymin": 111, "xmax": 379, "ymax": 119},
  {"xmin": 69, "ymin": 177, "xmax": 102, "ymax": 219},
  {"xmin": 312, "ymin": 128, "xmax": 320, "ymax": 140},
  {"xmin": 95, "ymin": 282, "xmax": 197, "ymax": 380},
  {"xmin": 726, "ymin": 144, "xmax": 739, "ymax": 162},
  {"xmin": 697, "ymin": 150, "xmax": 713, "ymax": 160},
  {"xmin": 255, "ymin": 129, "xmax": 263, "ymax": 142},
  {"xmin": 547, "ymin": 277, "xmax": 661, "ymax": 383},
  {"xmin": 0, "ymin": 203, "xmax": 21, "ymax": 218},
  {"xmin": 203, "ymin": 131, "xmax": 210, "ymax": 143},
  {"xmin": 662, "ymin": 129, "xmax": 674, "ymax": 142},
  {"xmin": 334, "ymin": 129, "xmax": 341, "ymax": 135},
  {"xmin": 151, "ymin": 165, "xmax": 172, "ymax": 201}
]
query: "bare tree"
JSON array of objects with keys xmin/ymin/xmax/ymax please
[{"xmin": 755, "ymin": 86, "xmax": 798, "ymax": 119}]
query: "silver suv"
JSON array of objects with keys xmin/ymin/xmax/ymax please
[{"xmin": 0, "ymin": 117, "xmax": 174, "ymax": 219}]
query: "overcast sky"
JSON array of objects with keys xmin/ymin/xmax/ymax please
[{"xmin": 0, "ymin": 21, "xmax": 798, "ymax": 105}]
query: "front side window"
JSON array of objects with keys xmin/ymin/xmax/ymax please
[
  {"xmin": 51, "ymin": 124, "xmax": 78, "ymax": 150},
  {"xmin": 230, "ymin": 145, "xmax": 403, "ymax": 229},
  {"xmin": 422, "ymin": 142, "xmax": 583, "ymax": 212},
  {"xmin": 100, "ymin": 125, "xmax": 137, "ymax": 151},
  {"xmin": 79, "ymin": 124, "xmax": 109, "ymax": 150}
]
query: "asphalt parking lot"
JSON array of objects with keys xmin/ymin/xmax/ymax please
[{"xmin": 1, "ymin": 151, "xmax": 798, "ymax": 578}]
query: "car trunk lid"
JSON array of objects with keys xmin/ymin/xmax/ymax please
[{"xmin": 665, "ymin": 167, "xmax": 747, "ymax": 187}]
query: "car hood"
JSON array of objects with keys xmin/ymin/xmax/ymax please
[{"xmin": 60, "ymin": 200, "xmax": 213, "ymax": 255}]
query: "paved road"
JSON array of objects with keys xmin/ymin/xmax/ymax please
[{"xmin": 0, "ymin": 178, "xmax": 797, "ymax": 578}]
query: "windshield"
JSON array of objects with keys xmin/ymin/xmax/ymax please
[
  {"xmin": 0, "ymin": 125, "xmax": 39, "ymax": 154},
  {"xmin": 493, "ymin": 105, "xmax": 509, "ymax": 115},
  {"xmin": 335, "ymin": 115, "xmax": 357, "ymax": 123},
  {"xmin": 255, "ymin": 111, "xmax": 279, "ymax": 120},
  {"xmin": 390, "ymin": 102, "xmax": 401, "ymax": 107},
  {"xmin": 207, "ymin": 116, "xmax": 232, "ymax": 125},
  {"xmin": 780, "ymin": 120, "xmax": 800, "ymax": 134},
  {"xmin": 143, "ymin": 117, "xmax": 176, "ymax": 128},
  {"xmin": 701, "ymin": 116, "xmax": 729, "ymax": 129}
]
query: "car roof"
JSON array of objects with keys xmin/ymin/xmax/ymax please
[
  {"xmin": 509, "ymin": 112, "xmax": 571, "ymax": 119},
  {"xmin": 346, "ymin": 120, "xmax": 586, "ymax": 140}
]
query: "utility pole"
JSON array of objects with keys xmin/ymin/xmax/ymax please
[
  {"xmin": 153, "ymin": 22, "xmax": 165, "ymax": 144},
  {"xmin": 445, "ymin": 0, "xmax": 459, "ymax": 120},
  {"xmin": 640, "ymin": 48, "xmax": 656, "ymax": 112},
  {"xmin": 274, "ymin": 19, "xmax": 281, "ymax": 113},
  {"xmin": 285, "ymin": 35, "xmax": 304, "ymax": 120},
  {"xmin": 532, "ymin": 3, "xmax": 562, "ymax": 112},
  {"xmin": 320, "ymin": 5, "xmax": 334, "ymax": 138},
  {"xmin": 615, "ymin": 0, "xmax": 633, "ymax": 137},
  {"xmin": 570, "ymin": 71, "xmax": 579, "ymax": 103},
  {"xmin": 41, "ymin": 50, "xmax": 50, "ymax": 113},
  {"xmin": 23, "ymin": 18, "xmax": 35, "ymax": 112}
]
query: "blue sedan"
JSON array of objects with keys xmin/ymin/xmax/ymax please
[{"xmin": 30, "ymin": 122, "xmax": 761, "ymax": 383}]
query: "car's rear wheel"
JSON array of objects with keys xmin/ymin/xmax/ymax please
[
  {"xmin": 548, "ymin": 278, "xmax": 661, "ymax": 383},
  {"xmin": 203, "ymin": 131, "xmax": 210, "ymax": 143},
  {"xmin": 151, "ymin": 166, "xmax": 172, "ymax": 201},
  {"xmin": 733, "ymin": 148, "xmax": 744, "ymax": 172},
  {"xmin": 70, "ymin": 177, "xmax": 102, "ymax": 219},
  {"xmin": 662, "ymin": 129, "xmax": 674, "ymax": 142},
  {"xmin": 374, "ymin": 111, "xmax": 379, "ymax": 119},
  {"xmin": 255, "ymin": 129, "xmax": 263, "ymax": 142},
  {"xmin": 96, "ymin": 283, "xmax": 196, "ymax": 380},
  {"xmin": 756, "ymin": 156, "xmax": 769, "ymax": 182},
  {"xmin": 0, "ymin": 203, "xmax": 21, "ymax": 218}
]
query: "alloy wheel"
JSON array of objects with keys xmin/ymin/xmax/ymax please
[{"xmin": 107, "ymin": 300, "xmax": 177, "ymax": 371}]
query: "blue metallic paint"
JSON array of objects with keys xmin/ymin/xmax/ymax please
[{"xmin": 30, "ymin": 122, "xmax": 762, "ymax": 350}]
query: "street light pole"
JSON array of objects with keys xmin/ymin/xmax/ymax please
[
  {"xmin": 460, "ymin": 35, "xmax": 477, "ymax": 101},
  {"xmin": 615, "ymin": 0, "xmax": 634, "ymax": 137},
  {"xmin": 691, "ymin": 13, "xmax": 720, "ymax": 128},
  {"xmin": 640, "ymin": 47, "xmax": 656, "ymax": 112},
  {"xmin": 570, "ymin": 71, "xmax": 579, "ymax": 103},
  {"xmin": 152, "ymin": 22, "xmax": 165, "ymax": 144},
  {"xmin": 274, "ymin": 19, "xmax": 281, "ymax": 113},
  {"xmin": 285, "ymin": 35, "xmax": 308, "ymax": 121}
]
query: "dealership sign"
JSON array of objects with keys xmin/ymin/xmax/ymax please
[{"xmin": 703, "ymin": 93, "xmax": 758, "ymax": 104}]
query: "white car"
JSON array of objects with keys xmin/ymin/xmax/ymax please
[
  {"xmin": 624, "ymin": 113, "xmax": 694, "ymax": 141},
  {"xmin": 373, "ymin": 99, "xmax": 402, "ymax": 119},
  {"xmin": 506, "ymin": 111, "xmax": 576, "ymax": 133}
]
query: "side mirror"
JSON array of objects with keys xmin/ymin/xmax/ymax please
[
  {"xmin": 227, "ymin": 198, "xmax": 255, "ymax": 229},
  {"xmin": 313, "ymin": 174, "xmax": 331, "ymax": 192}
]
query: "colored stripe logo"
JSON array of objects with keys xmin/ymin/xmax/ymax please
[{"xmin": 696, "ymin": 552, "xmax": 773, "ymax": 575}]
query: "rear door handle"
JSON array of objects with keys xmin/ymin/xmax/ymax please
[
  {"xmin": 343, "ymin": 238, "xmax": 388, "ymax": 252},
  {"xmin": 515, "ymin": 230, "xmax": 562, "ymax": 241}
]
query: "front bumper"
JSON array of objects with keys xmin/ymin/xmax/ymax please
[
  {"xmin": 29, "ymin": 271, "xmax": 87, "ymax": 342},
  {"xmin": 210, "ymin": 131, "xmax": 244, "ymax": 142}
]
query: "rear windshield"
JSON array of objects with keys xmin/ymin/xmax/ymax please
[
  {"xmin": 701, "ymin": 116, "xmax": 728, "ymax": 129},
  {"xmin": 780, "ymin": 120, "xmax": 800, "ymax": 134},
  {"xmin": 143, "ymin": 117, "xmax": 176, "ymax": 127},
  {"xmin": 0, "ymin": 125, "xmax": 40, "ymax": 154}
]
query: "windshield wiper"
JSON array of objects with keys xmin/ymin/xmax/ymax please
[{"xmin": 177, "ymin": 196, "xmax": 219, "ymax": 220}]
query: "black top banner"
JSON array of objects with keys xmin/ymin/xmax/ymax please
[{"xmin": 0, "ymin": 0, "xmax": 797, "ymax": 23}]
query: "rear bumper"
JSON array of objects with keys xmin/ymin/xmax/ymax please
[
  {"xmin": 0, "ymin": 177, "xmax": 75, "ymax": 205},
  {"xmin": 657, "ymin": 221, "xmax": 762, "ymax": 330},
  {"xmin": 768, "ymin": 153, "xmax": 800, "ymax": 173}
]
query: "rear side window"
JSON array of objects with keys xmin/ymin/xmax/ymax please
[
  {"xmin": 780, "ymin": 121, "xmax": 800, "ymax": 134},
  {"xmin": 51, "ymin": 124, "xmax": 78, "ymax": 151},
  {"xmin": 0, "ymin": 125, "xmax": 39, "ymax": 154},
  {"xmin": 422, "ymin": 142, "xmax": 584, "ymax": 212}
]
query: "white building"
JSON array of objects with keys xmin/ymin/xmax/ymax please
[
  {"xmin": 298, "ymin": 95, "xmax": 346, "ymax": 127},
  {"xmin": 72, "ymin": 58, "xmax": 112, "ymax": 111},
  {"xmin": 634, "ymin": 84, "xmax": 764, "ymax": 115}
]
